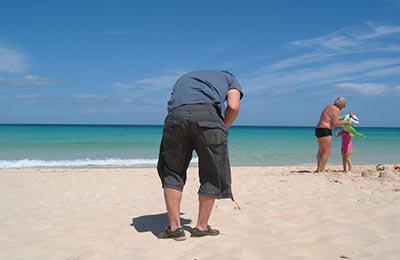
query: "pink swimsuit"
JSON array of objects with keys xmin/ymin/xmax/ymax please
[{"xmin": 340, "ymin": 130, "xmax": 353, "ymax": 154}]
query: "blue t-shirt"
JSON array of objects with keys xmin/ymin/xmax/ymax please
[{"xmin": 167, "ymin": 70, "xmax": 243, "ymax": 118}]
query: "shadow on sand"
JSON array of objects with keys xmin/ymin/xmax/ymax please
[
  {"xmin": 131, "ymin": 212, "xmax": 192, "ymax": 237},
  {"xmin": 290, "ymin": 170, "xmax": 312, "ymax": 173}
]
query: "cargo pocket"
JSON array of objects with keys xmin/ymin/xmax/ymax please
[{"xmin": 198, "ymin": 121, "xmax": 228, "ymax": 147}]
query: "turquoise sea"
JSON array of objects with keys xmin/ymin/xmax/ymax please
[{"xmin": 0, "ymin": 124, "xmax": 399, "ymax": 168}]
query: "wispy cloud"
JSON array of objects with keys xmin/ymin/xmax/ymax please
[
  {"xmin": 81, "ymin": 109, "xmax": 116, "ymax": 115},
  {"xmin": 106, "ymin": 31, "xmax": 126, "ymax": 36},
  {"xmin": 12, "ymin": 94, "xmax": 114, "ymax": 106},
  {"xmin": 113, "ymin": 23, "xmax": 399, "ymax": 103},
  {"xmin": 333, "ymin": 82, "xmax": 388, "ymax": 96},
  {"xmin": 363, "ymin": 65, "xmax": 400, "ymax": 77},
  {"xmin": 262, "ymin": 52, "xmax": 333, "ymax": 71},
  {"xmin": 0, "ymin": 43, "xmax": 29, "ymax": 73},
  {"xmin": 395, "ymin": 85, "xmax": 400, "ymax": 95},
  {"xmin": 15, "ymin": 94, "xmax": 42, "ymax": 105},
  {"xmin": 209, "ymin": 46, "xmax": 227, "ymax": 53},
  {"xmin": 13, "ymin": 95, "xmax": 76, "ymax": 107},
  {"xmin": 73, "ymin": 94, "xmax": 112, "ymax": 104},
  {"xmin": 112, "ymin": 70, "xmax": 187, "ymax": 107},
  {"xmin": 121, "ymin": 98, "xmax": 161, "ymax": 106},
  {"xmin": 113, "ymin": 70, "xmax": 185, "ymax": 91},
  {"xmin": 0, "ymin": 75, "xmax": 65, "ymax": 87},
  {"xmin": 240, "ymin": 23, "xmax": 400, "ymax": 98},
  {"xmin": 241, "ymin": 58, "xmax": 400, "ymax": 93},
  {"xmin": 384, "ymin": 0, "xmax": 400, "ymax": 9},
  {"xmin": 290, "ymin": 34, "xmax": 358, "ymax": 51},
  {"xmin": 113, "ymin": 82, "xmax": 146, "ymax": 90},
  {"xmin": 355, "ymin": 23, "xmax": 400, "ymax": 40},
  {"xmin": 288, "ymin": 23, "xmax": 400, "ymax": 52}
]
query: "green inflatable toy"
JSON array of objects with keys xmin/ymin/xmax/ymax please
[{"xmin": 342, "ymin": 114, "xmax": 366, "ymax": 138}]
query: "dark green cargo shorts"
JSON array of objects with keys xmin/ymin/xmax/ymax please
[{"xmin": 157, "ymin": 104, "xmax": 232, "ymax": 199}]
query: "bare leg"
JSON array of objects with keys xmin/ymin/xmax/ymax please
[
  {"xmin": 317, "ymin": 136, "xmax": 332, "ymax": 173},
  {"xmin": 341, "ymin": 154, "xmax": 347, "ymax": 172},
  {"xmin": 316, "ymin": 147, "xmax": 322, "ymax": 172},
  {"xmin": 345, "ymin": 153, "xmax": 352, "ymax": 172},
  {"xmin": 195, "ymin": 195, "xmax": 215, "ymax": 231},
  {"xmin": 164, "ymin": 187, "xmax": 183, "ymax": 231}
]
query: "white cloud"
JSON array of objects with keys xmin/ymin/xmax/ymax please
[
  {"xmin": 394, "ymin": 85, "xmax": 400, "ymax": 95},
  {"xmin": 288, "ymin": 23, "xmax": 400, "ymax": 53},
  {"xmin": 15, "ymin": 94, "xmax": 42, "ymax": 105},
  {"xmin": 385, "ymin": 0, "xmax": 400, "ymax": 8},
  {"xmin": 263, "ymin": 52, "xmax": 332, "ymax": 71},
  {"xmin": 241, "ymin": 57, "xmax": 400, "ymax": 94},
  {"xmin": 16, "ymin": 94, "xmax": 41, "ymax": 98},
  {"xmin": 82, "ymin": 109, "xmax": 116, "ymax": 115},
  {"xmin": 333, "ymin": 82, "xmax": 388, "ymax": 95},
  {"xmin": 106, "ymin": 31, "xmax": 126, "ymax": 36},
  {"xmin": 113, "ymin": 70, "xmax": 184, "ymax": 91},
  {"xmin": 112, "ymin": 70, "xmax": 187, "ymax": 108},
  {"xmin": 239, "ymin": 23, "xmax": 400, "ymax": 98},
  {"xmin": 113, "ymin": 82, "xmax": 146, "ymax": 90},
  {"xmin": 226, "ymin": 24, "xmax": 399, "ymax": 72},
  {"xmin": 291, "ymin": 34, "xmax": 359, "ymax": 51},
  {"xmin": 366, "ymin": 66, "xmax": 400, "ymax": 77},
  {"xmin": 0, "ymin": 75, "xmax": 65, "ymax": 87},
  {"xmin": 355, "ymin": 23, "xmax": 400, "ymax": 40},
  {"xmin": 12, "ymin": 94, "xmax": 114, "ymax": 106},
  {"xmin": 289, "ymin": 29, "xmax": 360, "ymax": 51},
  {"xmin": 0, "ymin": 44, "xmax": 29, "ymax": 73},
  {"xmin": 121, "ymin": 98, "xmax": 160, "ymax": 106},
  {"xmin": 209, "ymin": 46, "xmax": 227, "ymax": 53},
  {"xmin": 73, "ymin": 94, "xmax": 112, "ymax": 103}
]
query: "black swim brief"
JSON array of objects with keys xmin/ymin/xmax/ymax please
[{"xmin": 315, "ymin": 128, "xmax": 332, "ymax": 138}]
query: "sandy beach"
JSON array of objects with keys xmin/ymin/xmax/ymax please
[{"xmin": 1, "ymin": 165, "xmax": 399, "ymax": 260}]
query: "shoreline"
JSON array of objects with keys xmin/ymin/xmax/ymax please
[
  {"xmin": 1, "ymin": 165, "xmax": 399, "ymax": 259},
  {"xmin": 1, "ymin": 162, "xmax": 399, "ymax": 170}
]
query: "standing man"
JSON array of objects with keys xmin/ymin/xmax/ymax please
[
  {"xmin": 315, "ymin": 97, "xmax": 351, "ymax": 173},
  {"xmin": 157, "ymin": 70, "xmax": 243, "ymax": 241}
]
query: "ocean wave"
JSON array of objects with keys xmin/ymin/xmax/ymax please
[
  {"xmin": 0, "ymin": 158, "xmax": 200, "ymax": 168},
  {"xmin": 0, "ymin": 158, "xmax": 159, "ymax": 168}
]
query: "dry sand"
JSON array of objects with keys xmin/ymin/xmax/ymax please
[{"xmin": 1, "ymin": 165, "xmax": 399, "ymax": 260}]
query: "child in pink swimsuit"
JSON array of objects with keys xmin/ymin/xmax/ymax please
[{"xmin": 335, "ymin": 129, "xmax": 353, "ymax": 172}]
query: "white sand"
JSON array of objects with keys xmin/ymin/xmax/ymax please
[{"xmin": 1, "ymin": 165, "xmax": 399, "ymax": 260}]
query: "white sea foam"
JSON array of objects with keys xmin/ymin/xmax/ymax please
[
  {"xmin": 0, "ymin": 157, "xmax": 199, "ymax": 169},
  {"xmin": 0, "ymin": 158, "xmax": 157, "ymax": 168}
]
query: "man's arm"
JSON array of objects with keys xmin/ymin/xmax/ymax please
[
  {"xmin": 224, "ymin": 89, "xmax": 241, "ymax": 128},
  {"xmin": 333, "ymin": 111, "xmax": 351, "ymax": 127}
]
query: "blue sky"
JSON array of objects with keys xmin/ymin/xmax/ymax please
[{"xmin": 1, "ymin": 0, "xmax": 399, "ymax": 127}]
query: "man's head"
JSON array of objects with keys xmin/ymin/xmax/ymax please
[{"xmin": 334, "ymin": 96, "xmax": 347, "ymax": 110}]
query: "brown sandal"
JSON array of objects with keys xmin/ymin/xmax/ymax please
[{"xmin": 190, "ymin": 225, "xmax": 220, "ymax": 237}]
